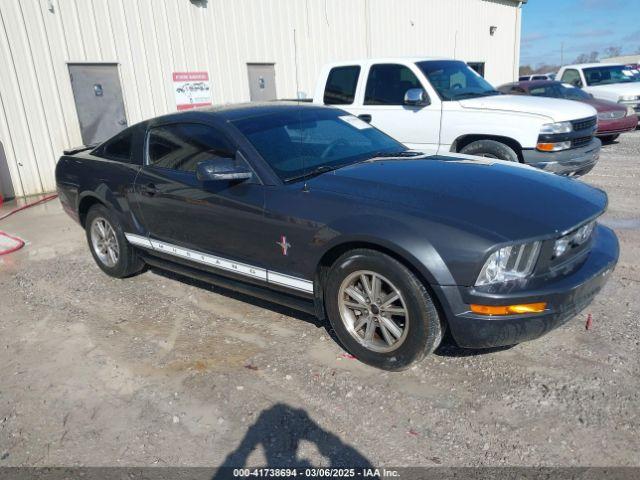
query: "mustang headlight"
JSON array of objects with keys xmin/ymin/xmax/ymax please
[
  {"xmin": 540, "ymin": 121, "xmax": 573, "ymax": 134},
  {"xmin": 553, "ymin": 221, "xmax": 595, "ymax": 258},
  {"xmin": 476, "ymin": 241, "xmax": 541, "ymax": 286},
  {"xmin": 627, "ymin": 106, "xmax": 637, "ymax": 116}
]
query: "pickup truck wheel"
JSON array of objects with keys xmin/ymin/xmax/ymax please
[
  {"xmin": 460, "ymin": 139, "xmax": 519, "ymax": 162},
  {"xmin": 325, "ymin": 249, "xmax": 443, "ymax": 371},
  {"xmin": 85, "ymin": 204, "xmax": 144, "ymax": 278}
]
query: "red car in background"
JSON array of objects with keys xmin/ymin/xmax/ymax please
[{"xmin": 498, "ymin": 80, "xmax": 638, "ymax": 143}]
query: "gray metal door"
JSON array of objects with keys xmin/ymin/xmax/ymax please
[
  {"xmin": 247, "ymin": 64, "xmax": 277, "ymax": 101},
  {"xmin": 68, "ymin": 64, "xmax": 128, "ymax": 145}
]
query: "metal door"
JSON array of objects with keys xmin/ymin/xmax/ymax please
[
  {"xmin": 247, "ymin": 64, "xmax": 277, "ymax": 101},
  {"xmin": 68, "ymin": 64, "xmax": 128, "ymax": 145}
]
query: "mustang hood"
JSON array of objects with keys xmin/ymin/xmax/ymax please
[
  {"xmin": 309, "ymin": 157, "xmax": 608, "ymax": 242},
  {"xmin": 459, "ymin": 94, "xmax": 597, "ymax": 122}
]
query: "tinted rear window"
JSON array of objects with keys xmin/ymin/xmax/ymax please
[
  {"xmin": 324, "ymin": 66, "xmax": 360, "ymax": 105},
  {"xmin": 94, "ymin": 131, "xmax": 133, "ymax": 163}
]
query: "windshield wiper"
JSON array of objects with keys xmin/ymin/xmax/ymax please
[
  {"xmin": 367, "ymin": 150, "xmax": 424, "ymax": 160},
  {"xmin": 285, "ymin": 164, "xmax": 343, "ymax": 183}
]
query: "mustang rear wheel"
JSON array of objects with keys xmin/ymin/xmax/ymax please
[
  {"xmin": 325, "ymin": 249, "xmax": 443, "ymax": 370},
  {"xmin": 85, "ymin": 204, "xmax": 144, "ymax": 278}
]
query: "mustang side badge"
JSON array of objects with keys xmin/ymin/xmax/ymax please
[{"xmin": 276, "ymin": 235, "xmax": 291, "ymax": 256}]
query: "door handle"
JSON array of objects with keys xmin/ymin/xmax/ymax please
[
  {"xmin": 358, "ymin": 114, "xmax": 372, "ymax": 123},
  {"xmin": 141, "ymin": 183, "xmax": 158, "ymax": 196}
]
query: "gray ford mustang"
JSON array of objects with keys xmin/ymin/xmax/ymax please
[{"xmin": 56, "ymin": 103, "xmax": 619, "ymax": 370}]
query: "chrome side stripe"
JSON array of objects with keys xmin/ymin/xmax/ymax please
[
  {"xmin": 124, "ymin": 233, "xmax": 313, "ymax": 293},
  {"xmin": 125, "ymin": 233, "xmax": 153, "ymax": 249},
  {"xmin": 148, "ymin": 238, "xmax": 267, "ymax": 281},
  {"xmin": 267, "ymin": 271, "xmax": 314, "ymax": 293}
]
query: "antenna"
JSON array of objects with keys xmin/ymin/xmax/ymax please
[{"xmin": 293, "ymin": 28, "xmax": 309, "ymax": 191}]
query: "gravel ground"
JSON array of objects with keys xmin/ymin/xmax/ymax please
[{"xmin": 0, "ymin": 131, "xmax": 639, "ymax": 468}]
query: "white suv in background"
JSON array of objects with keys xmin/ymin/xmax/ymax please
[
  {"xmin": 557, "ymin": 63, "xmax": 640, "ymax": 118},
  {"xmin": 314, "ymin": 58, "xmax": 601, "ymax": 176}
]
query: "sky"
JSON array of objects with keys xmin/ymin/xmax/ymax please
[{"xmin": 520, "ymin": 0, "xmax": 640, "ymax": 67}]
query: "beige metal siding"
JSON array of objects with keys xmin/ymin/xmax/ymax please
[{"xmin": 0, "ymin": 0, "xmax": 520, "ymax": 197}]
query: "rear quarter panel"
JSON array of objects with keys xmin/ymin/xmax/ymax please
[{"xmin": 55, "ymin": 152, "xmax": 142, "ymax": 232}]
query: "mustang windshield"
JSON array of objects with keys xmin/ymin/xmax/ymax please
[
  {"xmin": 417, "ymin": 60, "xmax": 500, "ymax": 101},
  {"xmin": 233, "ymin": 108, "xmax": 406, "ymax": 182},
  {"xmin": 584, "ymin": 65, "xmax": 640, "ymax": 86}
]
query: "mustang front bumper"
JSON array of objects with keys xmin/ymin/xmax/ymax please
[
  {"xmin": 438, "ymin": 224, "xmax": 619, "ymax": 349},
  {"xmin": 521, "ymin": 138, "xmax": 601, "ymax": 176}
]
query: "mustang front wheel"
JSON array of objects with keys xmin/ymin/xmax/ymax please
[{"xmin": 325, "ymin": 249, "xmax": 443, "ymax": 370}]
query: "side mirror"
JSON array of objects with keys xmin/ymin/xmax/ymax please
[
  {"xmin": 572, "ymin": 79, "xmax": 583, "ymax": 88},
  {"xmin": 404, "ymin": 88, "xmax": 430, "ymax": 107},
  {"xmin": 196, "ymin": 158, "xmax": 252, "ymax": 182}
]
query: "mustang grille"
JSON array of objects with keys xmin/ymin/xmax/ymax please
[{"xmin": 571, "ymin": 116, "xmax": 597, "ymax": 132}]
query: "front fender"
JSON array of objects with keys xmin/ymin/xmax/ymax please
[{"xmin": 315, "ymin": 213, "xmax": 456, "ymax": 287}]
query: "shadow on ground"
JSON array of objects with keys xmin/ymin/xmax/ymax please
[{"xmin": 212, "ymin": 403, "xmax": 373, "ymax": 478}]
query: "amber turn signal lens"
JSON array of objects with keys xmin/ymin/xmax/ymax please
[
  {"xmin": 470, "ymin": 302, "xmax": 547, "ymax": 315},
  {"xmin": 536, "ymin": 143, "xmax": 555, "ymax": 152}
]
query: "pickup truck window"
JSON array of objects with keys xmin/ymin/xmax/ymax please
[
  {"xmin": 94, "ymin": 130, "xmax": 133, "ymax": 163},
  {"xmin": 324, "ymin": 66, "xmax": 360, "ymax": 105},
  {"xmin": 560, "ymin": 69, "xmax": 582, "ymax": 87},
  {"xmin": 146, "ymin": 123, "xmax": 234, "ymax": 173},
  {"xmin": 364, "ymin": 64, "xmax": 422, "ymax": 105},
  {"xmin": 416, "ymin": 60, "xmax": 499, "ymax": 101},
  {"xmin": 583, "ymin": 65, "xmax": 639, "ymax": 86},
  {"xmin": 233, "ymin": 108, "xmax": 404, "ymax": 183}
]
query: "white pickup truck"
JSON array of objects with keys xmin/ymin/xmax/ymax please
[
  {"xmin": 313, "ymin": 58, "xmax": 601, "ymax": 176},
  {"xmin": 557, "ymin": 63, "xmax": 640, "ymax": 118}
]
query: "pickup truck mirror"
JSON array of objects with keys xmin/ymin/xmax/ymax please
[
  {"xmin": 196, "ymin": 158, "xmax": 253, "ymax": 182},
  {"xmin": 571, "ymin": 79, "xmax": 583, "ymax": 88},
  {"xmin": 404, "ymin": 88, "xmax": 430, "ymax": 107}
]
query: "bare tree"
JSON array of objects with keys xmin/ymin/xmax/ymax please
[
  {"xmin": 575, "ymin": 51, "xmax": 600, "ymax": 63},
  {"xmin": 519, "ymin": 65, "xmax": 533, "ymax": 76},
  {"xmin": 603, "ymin": 46, "xmax": 622, "ymax": 58}
]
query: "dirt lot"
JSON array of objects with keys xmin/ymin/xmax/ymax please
[{"xmin": 1, "ymin": 132, "xmax": 639, "ymax": 468}]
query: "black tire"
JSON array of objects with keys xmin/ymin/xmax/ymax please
[
  {"xmin": 85, "ymin": 204, "xmax": 145, "ymax": 278},
  {"xmin": 324, "ymin": 249, "xmax": 443, "ymax": 371},
  {"xmin": 460, "ymin": 139, "xmax": 520, "ymax": 162},
  {"xmin": 599, "ymin": 134, "xmax": 619, "ymax": 144}
]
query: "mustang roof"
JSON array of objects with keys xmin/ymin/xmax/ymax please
[{"xmin": 151, "ymin": 101, "xmax": 329, "ymax": 124}]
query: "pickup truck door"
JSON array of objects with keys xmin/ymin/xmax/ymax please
[
  {"xmin": 346, "ymin": 63, "xmax": 441, "ymax": 153},
  {"xmin": 133, "ymin": 122, "xmax": 267, "ymax": 266}
]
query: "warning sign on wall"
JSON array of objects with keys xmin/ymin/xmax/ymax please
[{"xmin": 173, "ymin": 71, "xmax": 212, "ymax": 111}]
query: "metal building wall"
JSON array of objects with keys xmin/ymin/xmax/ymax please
[{"xmin": 0, "ymin": 0, "xmax": 521, "ymax": 198}]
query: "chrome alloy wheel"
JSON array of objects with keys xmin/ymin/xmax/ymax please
[
  {"xmin": 337, "ymin": 270, "xmax": 409, "ymax": 353},
  {"xmin": 90, "ymin": 217, "xmax": 119, "ymax": 268}
]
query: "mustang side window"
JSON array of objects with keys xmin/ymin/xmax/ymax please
[
  {"xmin": 147, "ymin": 123, "xmax": 234, "ymax": 173},
  {"xmin": 364, "ymin": 64, "xmax": 422, "ymax": 105}
]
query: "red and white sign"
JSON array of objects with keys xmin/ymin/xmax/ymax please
[{"xmin": 173, "ymin": 71, "xmax": 212, "ymax": 111}]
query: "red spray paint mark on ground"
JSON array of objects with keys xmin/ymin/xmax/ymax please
[{"xmin": 585, "ymin": 313, "xmax": 593, "ymax": 330}]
